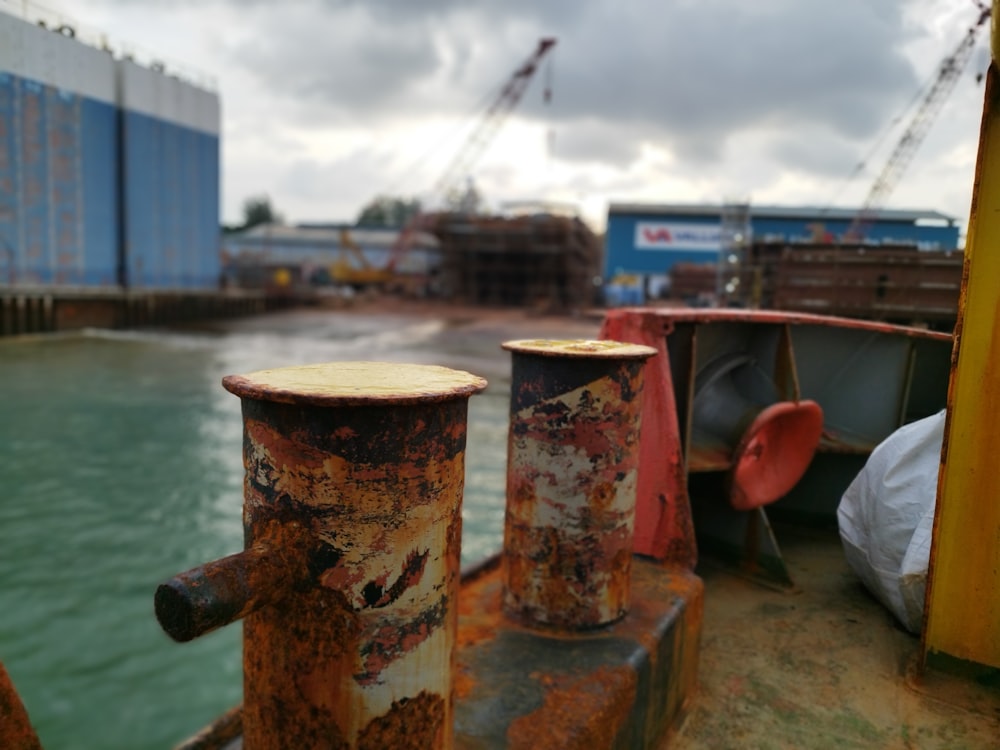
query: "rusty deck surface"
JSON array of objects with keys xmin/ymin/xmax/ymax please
[
  {"xmin": 187, "ymin": 528, "xmax": 999, "ymax": 750},
  {"xmin": 671, "ymin": 524, "xmax": 1000, "ymax": 749}
]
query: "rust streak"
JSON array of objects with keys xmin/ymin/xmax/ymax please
[
  {"xmin": 356, "ymin": 691, "xmax": 446, "ymax": 750},
  {"xmin": 506, "ymin": 666, "xmax": 638, "ymax": 749}
]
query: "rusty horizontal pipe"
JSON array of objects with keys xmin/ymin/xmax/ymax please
[{"xmin": 155, "ymin": 542, "xmax": 310, "ymax": 642}]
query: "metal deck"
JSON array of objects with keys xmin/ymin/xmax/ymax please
[{"xmin": 673, "ymin": 525, "xmax": 1000, "ymax": 749}]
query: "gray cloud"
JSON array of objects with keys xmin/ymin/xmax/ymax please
[
  {"xmin": 217, "ymin": 0, "xmax": 925, "ymax": 168},
  {"xmin": 70, "ymin": 0, "xmax": 980, "ymax": 223}
]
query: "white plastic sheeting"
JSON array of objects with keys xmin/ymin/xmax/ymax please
[{"xmin": 837, "ymin": 410, "xmax": 946, "ymax": 633}]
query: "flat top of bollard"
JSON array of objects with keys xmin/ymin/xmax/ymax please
[
  {"xmin": 501, "ymin": 339, "xmax": 658, "ymax": 359},
  {"xmin": 222, "ymin": 362, "xmax": 487, "ymax": 406}
]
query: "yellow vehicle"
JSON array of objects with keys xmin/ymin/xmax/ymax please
[{"xmin": 330, "ymin": 228, "xmax": 396, "ymax": 288}]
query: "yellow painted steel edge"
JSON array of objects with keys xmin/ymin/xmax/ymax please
[
  {"xmin": 993, "ymin": 0, "xmax": 1000, "ymax": 66},
  {"xmin": 922, "ymin": 32, "xmax": 1000, "ymax": 669}
]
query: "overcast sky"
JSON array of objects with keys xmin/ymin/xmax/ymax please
[{"xmin": 33, "ymin": 0, "xmax": 992, "ymax": 233}]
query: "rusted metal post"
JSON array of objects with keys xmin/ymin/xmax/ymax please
[
  {"xmin": 0, "ymin": 660, "xmax": 43, "ymax": 750},
  {"xmin": 501, "ymin": 339, "xmax": 657, "ymax": 629},
  {"xmin": 156, "ymin": 362, "xmax": 486, "ymax": 749}
]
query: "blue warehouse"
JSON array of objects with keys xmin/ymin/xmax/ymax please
[
  {"xmin": 0, "ymin": 8, "xmax": 220, "ymax": 291},
  {"xmin": 604, "ymin": 203, "xmax": 961, "ymax": 295}
]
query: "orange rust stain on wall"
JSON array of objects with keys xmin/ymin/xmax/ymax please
[
  {"xmin": 456, "ymin": 622, "xmax": 501, "ymax": 649},
  {"xmin": 453, "ymin": 666, "xmax": 477, "ymax": 700},
  {"xmin": 356, "ymin": 690, "xmax": 446, "ymax": 750},
  {"xmin": 506, "ymin": 665, "xmax": 638, "ymax": 749},
  {"xmin": 589, "ymin": 480, "xmax": 618, "ymax": 513},
  {"xmin": 242, "ymin": 583, "xmax": 358, "ymax": 747},
  {"xmin": 606, "ymin": 547, "xmax": 632, "ymax": 612},
  {"xmin": 247, "ymin": 419, "xmax": 328, "ymax": 474},
  {"xmin": 458, "ymin": 569, "xmax": 502, "ymax": 614}
]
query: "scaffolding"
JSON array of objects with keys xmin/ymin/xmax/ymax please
[
  {"xmin": 433, "ymin": 213, "xmax": 601, "ymax": 313},
  {"xmin": 716, "ymin": 202, "xmax": 752, "ymax": 306}
]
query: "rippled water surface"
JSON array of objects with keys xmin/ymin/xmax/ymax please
[{"xmin": 0, "ymin": 308, "xmax": 596, "ymax": 749}]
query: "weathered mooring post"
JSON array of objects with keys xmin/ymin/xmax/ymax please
[
  {"xmin": 155, "ymin": 361, "xmax": 486, "ymax": 749},
  {"xmin": 0, "ymin": 661, "xmax": 43, "ymax": 750},
  {"xmin": 500, "ymin": 339, "xmax": 656, "ymax": 629}
]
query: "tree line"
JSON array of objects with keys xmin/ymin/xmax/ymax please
[{"xmin": 222, "ymin": 194, "xmax": 423, "ymax": 233}]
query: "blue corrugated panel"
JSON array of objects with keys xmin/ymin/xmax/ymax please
[
  {"xmin": 121, "ymin": 111, "xmax": 154, "ymax": 287},
  {"xmin": 0, "ymin": 72, "xmax": 15, "ymax": 283},
  {"xmin": 177, "ymin": 125, "xmax": 196, "ymax": 286},
  {"xmin": 79, "ymin": 97, "xmax": 119, "ymax": 285},
  {"xmin": 0, "ymin": 70, "xmax": 119, "ymax": 287},
  {"xmin": 48, "ymin": 87, "xmax": 82, "ymax": 284},
  {"xmin": 20, "ymin": 77, "xmax": 49, "ymax": 284},
  {"xmin": 198, "ymin": 135, "xmax": 220, "ymax": 286},
  {"xmin": 122, "ymin": 109, "xmax": 219, "ymax": 289}
]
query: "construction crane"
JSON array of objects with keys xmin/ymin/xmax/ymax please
[
  {"xmin": 377, "ymin": 38, "xmax": 557, "ymax": 282},
  {"xmin": 430, "ymin": 37, "xmax": 556, "ymax": 207},
  {"xmin": 844, "ymin": 4, "xmax": 990, "ymax": 242},
  {"xmin": 336, "ymin": 38, "xmax": 556, "ymax": 289}
]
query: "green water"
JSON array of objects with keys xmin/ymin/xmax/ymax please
[{"xmin": 0, "ymin": 310, "xmax": 521, "ymax": 749}]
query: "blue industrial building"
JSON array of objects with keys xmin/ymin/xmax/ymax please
[
  {"xmin": 604, "ymin": 203, "xmax": 961, "ymax": 291},
  {"xmin": 0, "ymin": 8, "xmax": 220, "ymax": 290}
]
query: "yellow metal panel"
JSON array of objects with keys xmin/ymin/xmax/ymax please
[
  {"xmin": 993, "ymin": 1, "xmax": 1000, "ymax": 68},
  {"xmin": 922, "ymin": 58, "xmax": 1000, "ymax": 669}
]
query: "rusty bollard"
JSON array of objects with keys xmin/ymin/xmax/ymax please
[
  {"xmin": 501, "ymin": 339, "xmax": 656, "ymax": 629},
  {"xmin": 155, "ymin": 361, "xmax": 486, "ymax": 749},
  {"xmin": 0, "ymin": 660, "xmax": 43, "ymax": 750}
]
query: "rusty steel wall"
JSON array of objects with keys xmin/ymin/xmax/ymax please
[{"xmin": 500, "ymin": 340, "xmax": 656, "ymax": 630}]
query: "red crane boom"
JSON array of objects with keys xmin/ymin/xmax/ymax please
[{"xmin": 386, "ymin": 38, "xmax": 556, "ymax": 271}]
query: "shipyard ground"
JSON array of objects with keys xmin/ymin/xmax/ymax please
[{"xmin": 674, "ymin": 523, "xmax": 1000, "ymax": 749}]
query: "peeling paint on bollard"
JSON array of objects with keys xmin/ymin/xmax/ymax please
[
  {"xmin": 157, "ymin": 361, "xmax": 486, "ymax": 750},
  {"xmin": 500, "ymin": 340, "xmax": 656, "ymax": 630}
]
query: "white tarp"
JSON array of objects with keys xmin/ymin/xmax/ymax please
[{"xmin": 837, "ymin": 410, "xmax": 946, "ymax": 633}]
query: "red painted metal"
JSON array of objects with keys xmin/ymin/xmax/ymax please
[
  {"xmin": 500, "ymin": 339, "xmax": 656, "ymax": 629},
  {"xmin": 729, "ymin": 400, "xmax": 824, "ymax": 510},
  {"xmin": 598, "ymin": 311, "xmax": 697, "ymax": 566},
  {"xmin": 155, "ymin": 361, "xmax": 486, "ymax": 749},
  {"xmin": 599, "ymin": 307, "xmax": 951, "ymax": 564},
  {"xmin": 604, "ymin": 306, "xmax": 951, "ymax": 341}
]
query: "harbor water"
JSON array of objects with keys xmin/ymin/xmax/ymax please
[{"xmin": 0, "ymin": 306, "xmax": 598, "ymax": 749}]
